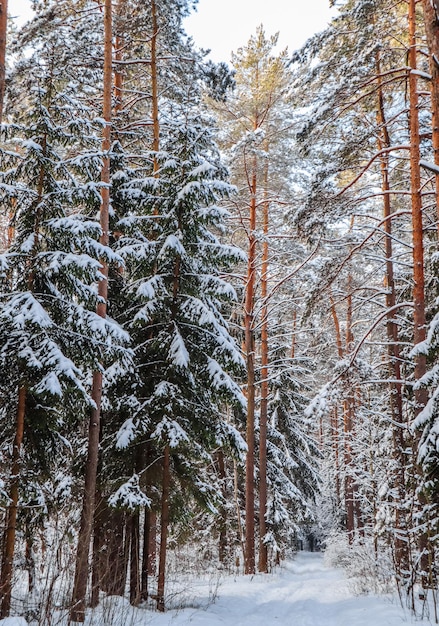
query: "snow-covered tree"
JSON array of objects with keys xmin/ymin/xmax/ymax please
[{"xmin": 0, "ymin": 27, "xmax": 128, "ymax": 616}]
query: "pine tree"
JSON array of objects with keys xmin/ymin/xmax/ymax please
[
  {"xmin": 0, "ymin": 0, "xmax": 7, "ymax": 124},
  {"xmin": 212, "ymin": 26, "xmax": 295, "ymax": 574}
]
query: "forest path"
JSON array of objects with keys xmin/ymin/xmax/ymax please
[
  {"xmin": 82, "ymin": 551, "xmax": 427, "ymax": 625},
  {"xmin": 182, "ymin": 551, "xmax": 404, "ymax": 626},
  {"xmin": 156, "ymin": 551, "xmax": 423, "ymax": 626}
]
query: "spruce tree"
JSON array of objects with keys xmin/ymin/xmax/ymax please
[{"xmin": 0, "ymin": 29, "xmax": 127, "ymax": 617}]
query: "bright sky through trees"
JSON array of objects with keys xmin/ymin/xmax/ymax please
[
  {"xmin": 185, "ymin": 0, "xmax": 337, "ymax": 61},
  {"xmin": 13, "ymin": 0, "xmax": 336, "ymax": 61}
]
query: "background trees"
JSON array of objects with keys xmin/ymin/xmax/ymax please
[{"xmin": 290, "ymin": 0, "xmax": 439, "ymax": 609}]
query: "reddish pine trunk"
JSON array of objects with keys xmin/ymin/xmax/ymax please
[
  {"xmin": 69, "ymin": 0, "xmax": 112, "ymax": 621},
  {"xmin": 0, "ymin": 386, "xmax": 26, "ymax": 618},
  {"xmin": 0, "ymin": 0, "xmax": 7, "ymax": 125},
  {"xmin": 331, "ymin": 407, "xmax": 341, "ymax": 507},
  {"xmin": 344, "ymin": 277, "xmax": 355, "ymax": 542},
  {"xmin": 258, "ymin": 174, "xmax": 269, "ymax": 574},
  {"xmin": 408, "ymin": 0, "xmax": 427, "ymax": 403},
  {"xmin": 139, "ymin": 1, "xmax": 160, "ymax": 602},
  {"xmin": 244, "ymin": 165, "xmax": 257, "ymax": 575},
  {"xmin": 157, "ymin": 446, "xmax": 170, "ymax": 612},
  {"xmin": 114, "ymin": 0, "xmax": 124, "ymax": 116},
  {"xmin": 375, "ymin": 49, "xmax": 408, "ymax": 575},
  {"xmin": 408, "ymin": 0, "xmax": 430, "ymax": 585},
  {"xmin": 343, "ymin": 399, "xmax": 355, "ymax": 543},
  {"xmin": 329, "ymin": 297, "xmax": 342, "ymax": 509},
  {"xmin": 421, "ymin": 0, "xmax": 439, "ymax": 232},
  {"xmin": 150, "ymin": 0, "xmax": 159, "ymax": 168}
]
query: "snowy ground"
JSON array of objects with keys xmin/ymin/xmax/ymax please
[{"xmin": 0, "ymin": 551, "xmax": 434, "ymax": 625}]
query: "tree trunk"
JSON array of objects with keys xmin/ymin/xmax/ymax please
[
  {"xmin": 90, "ymin": 490, "xmax": 104, "ymax": 608},
  {"xmin": 258, "ymin": 166, "xmax": 269, "ymax": 574},
  {"xmin": 104, "ymin": 510, "xmax": 127, "ymax": 596},
  {"xmin": 139, "ymin": 1, "xmax": 160, "ymax": 602},
  {"xmin": 408, "ymin": 0, "xmax": 431, "ymax": 586},
  {"xmin": 157, "ymin": 446, "xmax": 170, "ymax": 612},
  {"xmin": 25, "ymin": 524, "xmax": 35, "ymax": 594},
  {"xmin": 421, "ymin": 0, "xmax": 439, "ymax": 232},
  {"xmin": 329, "ymin": 296, "xmax": 343, "ymax": 512},
  {"xmin": 332, "ymin": 407, "xmax": 341, "ymax": 508},
  {"xmin": 69, "ymin": 0, "xmax": 112, "ymax": 620},
  {"xmin": 375, "ymin": 48, "xmax": 409, "ymax": 577},
  {"xmin": 408, "ymin": 0, "xmax": 428, "ymax": 412},
  {"xmin": 0, "ymin": 385, "xmax": 26, "ymax": 618},
  {"xmin": 150, "ymin": 0, "xmax": 159, "ymax": 169},
  {"xmin": 140, "ymin": 510, "xmax": 149, "ymax": 601},
  {"xmin": 148, "ymin": 511, "xmax": 157, "ymax": 576},
  {"xmin": 330, "ymin": 294, "xmax": 344, "ymax": 360},
  {"xmin": 344, "ymin": 276, "xmax": 355, "ymax": 543},
  {"xmin": 244, "ymin": 164, "xmax": 257, "ymax": 575},
  {"xmin": 217, "ymin": 450, "xmax": 228, "ymax": 564},
  {"xmin": 114, "ymin": 0, "xmax": 124, "ymax": 116},
  {"xmin": 343, "ymin": 399, "xmax": 355, "ymax": 543},
  {"xmin": 0, "ymin": 0, "xmax": 7, "ymax": 125},
  {"xmin": 130, "ymin": 511, "xmax": 140, "ymax": 606}
]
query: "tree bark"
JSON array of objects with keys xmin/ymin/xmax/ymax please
[
  {"xmin": 114, "ymin": 0, "xmax": 125, "ymax": 116},
  {"xmin": 244, "ymin": 163, "xmax": 257, "ymax": 575},
  {"xmin": 375, "ymin": 48, "xmax": 408, "ymax": 577},
  {"xmin": 69, "ymin": 0, "xmax": 112, "ymax": 620},
  {"xmin": 130, "ymin": 511, "xmax": 140, "ymax": 606},
  {"xmin": 150, "ymin": 0, "xmax": 160, "ymax": 171},
  {"xmin": 258, "ymin": 165, "xmax": 269, "ymax": 574},
  {"xmin": 157, "ymin": 446, "xmax": 170, "ymax": 612},
  {"xmin": 329, "ymin": 297, "xmax": 342, "ymax": 511},
  {"xmin": 408, "ymin": 0, "xmax": 430, "ymax": 585},
  {"xmin": 147, "ymin": 511, "xmax": 157, "ymax": 575},
  {"xmin": 0, "ymin": 0, "xmax": 7, "ymax": 125},
  {"xmin": 0, "ymin": 386, "xmax": 26, "ymax": 618},
  {"xmin": 25, "ymin": 524, "xmax": 35, "ymax": 594},
  {"xmin": 104, "ymin": 510, "xmax": 128, "ymax": 596},
  {"xmin": 90, "ymin": 490, "xmax": 104, "ymax": 608},
  {"xmin": 140, "ymin": 510, "xmax": 149, "ymax": 601},
  {"xmin": 217, "ymin": 450, "xmax": 228, "ymax": 564},
  {"xmin": 330, "ymin": 294, "xmax": 344, "ymax": 360},
  {"xmin": 331, "ymin": 407, "xmax": 341, "ymax": 508},
  {"xmin": 141, "ymin": 508, "xmax": 157, "ymax": 601},
  {"xmin": 408, "ymin": 0, "xmax": 427, "ymax": 402},
  {"xmin": 421, "ymin": 0, "xmax": 439, "ymax": 232},
  {"xmin": 344, "ymin": 275, "xmax": 355, "ymax": 543}
]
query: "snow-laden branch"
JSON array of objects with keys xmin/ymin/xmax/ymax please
[
  {"xmin": 335, "ymin": 146, "xmax": 410, "ymax": 198},
  {"xmin": 326, "ymin": 301, "xmax": 414, "ymax": 389}
]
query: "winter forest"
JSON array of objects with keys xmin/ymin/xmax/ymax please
[{"xmin": 2, "ymin": 0, "xmax": 439, "ymax": 624}]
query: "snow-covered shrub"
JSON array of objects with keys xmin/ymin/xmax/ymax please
[{"xmin": 324, "ymin": 533, "xmax": 395, "ymax": 595}]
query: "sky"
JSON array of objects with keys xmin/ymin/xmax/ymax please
[
  {"xmin": 12, "ymin": 0, "xmax": 337, "ymax": 62},
  {"xmin": 185, "ymin": 0, "xmax": 337, "ymax": 62}
]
